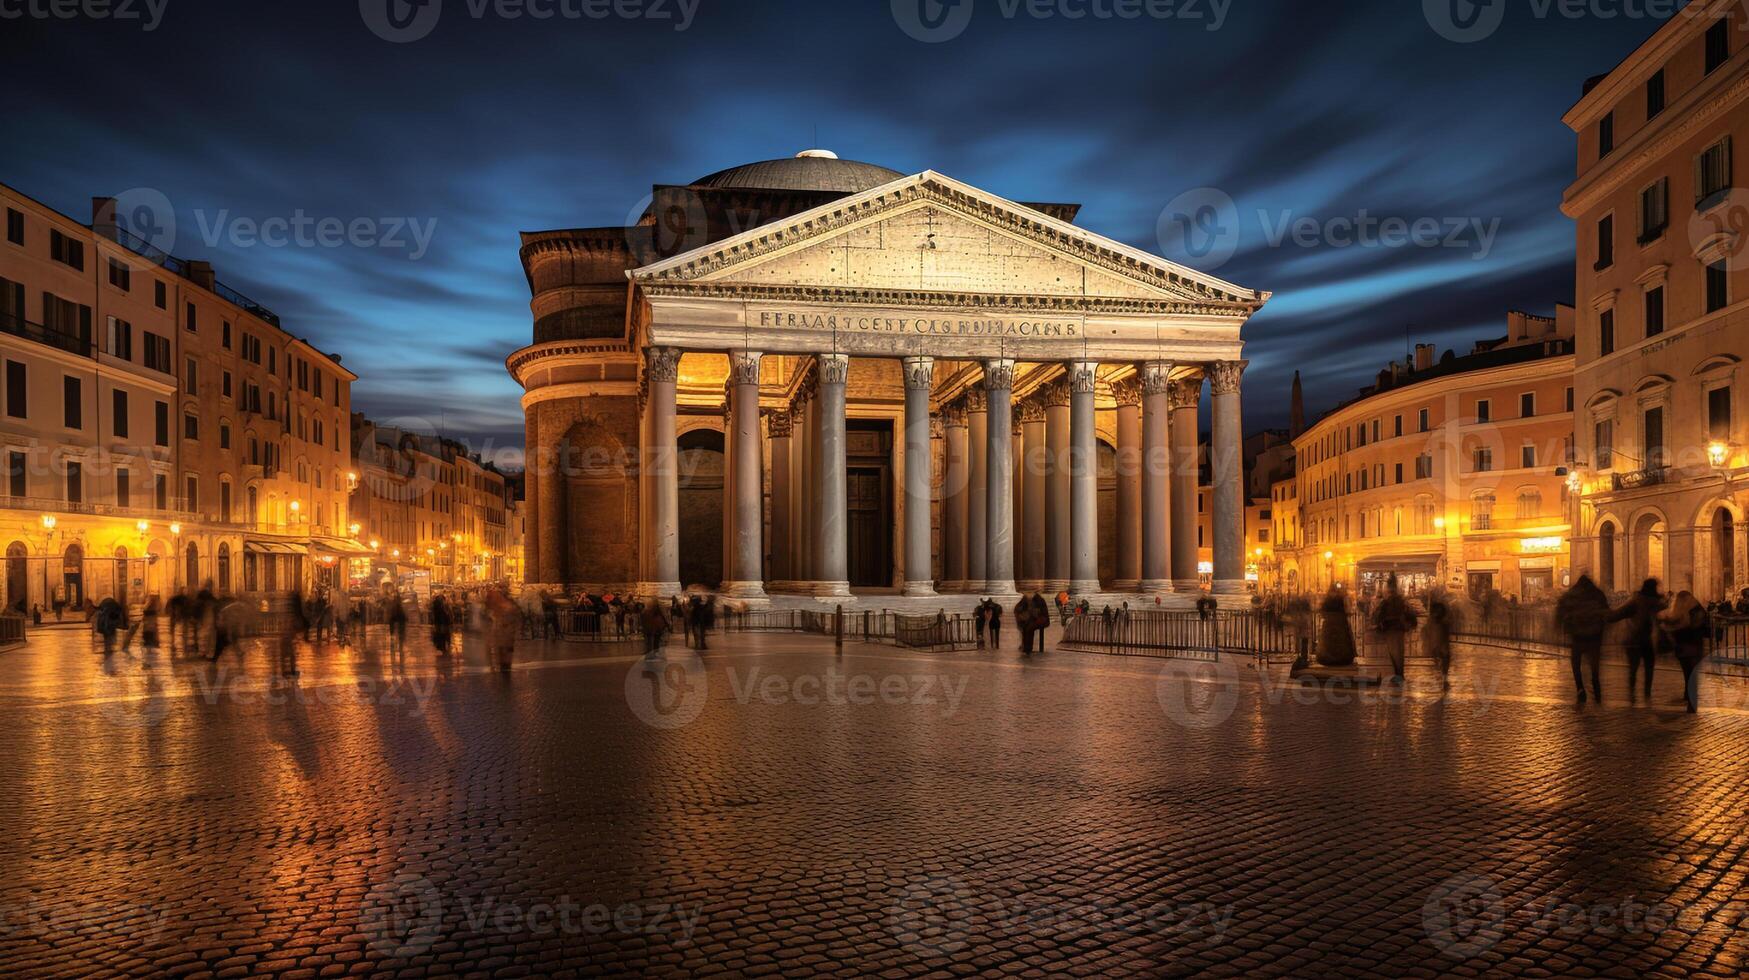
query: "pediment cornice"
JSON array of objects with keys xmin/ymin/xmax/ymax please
[
  {"xmin": 638, "ymin": 281, "xmax": 1254, "ymax": 318},
  {"xmin": 631, "ymin": 172, "xmax": 1267, "ymax": 311}
]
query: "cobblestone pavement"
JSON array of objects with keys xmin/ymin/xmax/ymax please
[{"xmin": 3, "ymin": 622, "xmax": 1749, "ymax": 978}]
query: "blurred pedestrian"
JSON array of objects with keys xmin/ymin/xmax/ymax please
[
  {"xmin": 1014, "ymin": 595, "xmax": 1033, "ymax": 655},
  {"xmin": 1316, "ymin": 586, "xmax": 1356, "ymax": 667},
  {"xmin": 640, "ymin": 598, "xmax": 671, "ymax": 657},
  {"xmin": 1371, "ymin": 576, "xmax": 1416, "ymax": 682},
  {"xmin": 1423, "ymin": 599, "xmax": 1452, "ymax": 689},
  {"xmin": 1555, "ymin": 575, "xmax": 1610, "ymax": 704},
  {"xmin": 1661, "ymin": 591, "xmax": 1711, "ymax": 713},
  {"xmin": 1611, "ymin": 579, "xmax": 1666, "ymax": 702}
]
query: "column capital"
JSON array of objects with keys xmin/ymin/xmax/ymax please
[
  {"xmin": 1019, "ymin": 399, "xmax": 1047, "ymax": 425},
  {"xmin": 642, "ymin": 346, "xmax": 682, "ymax": 384},
  {"xmin": 930, "ymin": 415, "xmax": 946, "ymax": 440},
  {"xmin": 982, "ymin": 358, "xmax": 1016, "ymax": 392},
  {"xmin": 965, "ymin": 386, "xmax": 988, "ymax": 413},
  {"xmin": 817, "ymin": 352, "xmax": 850, "ymax": 385},
  {"xmin": 728, "ymin": 350, "xmax": 763, "ymax": 386},
  {"xmin": 788, "ymin": 400, "xmax": 806, "ymax": 425},
  {"xmin": 1170, "ymin": 375, "xmax": 1204, "ymax": 411},
  {"xmin": 1044, "ymin": 379, "xmax": 1072, "ymax": 409},
  {"xmin": 1067, "ymin": 360, "xmax": 1099, "ymax": 395},
  {"xmin": 901, "ymin": 355, "xmax": 935, "ymax": 391},
  {"xmin": 943, "ymin": 402, "xmax": 969, "ymax": 429},
  {"xmin": 1111, "ymin": 376, "xmax": 1142, "ymax": 407},
  {"xmin": 1209, "ymin": 360, "xmax": 1247, "ymax": 396},
  {"xmin": 1140, "ymin": 360, "xmax": 1175, "ymax": 396},
  {"xmin": 767, "ymin": 409, "xmax": 793, "ymax": 439}
]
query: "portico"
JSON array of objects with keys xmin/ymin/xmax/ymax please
[{"xmin": 512, "ymin": 156, "xmax": 1268, "ymax": 606}]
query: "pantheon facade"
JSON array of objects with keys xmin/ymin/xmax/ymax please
[{"xmin": 508, "ymin": 152, "xmax": 1269, "ymax": 603}]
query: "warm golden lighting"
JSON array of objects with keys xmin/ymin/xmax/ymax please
[
  {"xmin": 135, "ymin": 520, "xmax": 149, "ymax": 534},
  {"xmin": 1565, "ymin": 470, "xmax": 1583, "ymax": 493},
  {"xmin": 1433, "ymin": 517, "xmax": 1446, "ymax": 530},
  {"xmin": 391, "ymin": 549, "xmax": 401, "ymax": 558},
  {"xmin": 349, "ymin": 522, "xmax": 361, "ymax": 537},
  {"xmin": 289, "ymin": 500, "xmax": 301, "ymax": 514},
  {"xmin": 1522, "ymin": 536, "xmax": 1563, "ymax": 554},
  {"xmin": 1708, "ymin": 441, "xmax": 1730, "ymax": 468},
  {"xmin": 39, "ymin": 514, "xmax": 56, "ymax": 531},
  {"xmin": 370, "ymin": 539, "xmax": 380, "ymax": 550},
  {"xmin": 1323, "ymin": 550, "xmax": 1334, "ymax": 561},
  {"xmin": 169, "ymin": 523, "xmax": 181, "ymax": 536}
]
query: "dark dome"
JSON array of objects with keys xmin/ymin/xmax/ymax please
[{"xmin": 691, "ymin": 150, "xmax": 906, "ymax": 194}]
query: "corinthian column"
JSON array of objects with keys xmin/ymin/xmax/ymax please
[
  {"xmin": 1021, "ymin": 400, "xmax": 1047, "ymax": 591},
  {"xmin": 768, "ymin": 409, "xmax": 793, "ymax": 586},
  {"xmin": 1170, "ymin": 374, "xmax": 1203, "ymax": 592},
  {"xmin": 966, "ymin": 386, "xmax": 989, "ymax": 593},
  {"xmin": 813, "ymin": 353, "xmax": 852, "ymax": 598},
  {"xmin": 1140, "ymin": 362, "xmax": 1174, "ymax": 593},
  {"xmin": 1210, "ymin": 360, "xmax": 1248, "ymax": 595},
  {"xmin": 1067, "ymin": 361, "xmax": 1101, "ymax": 595},
  {"xmin": 942, "ymin": 401, "xmax": 969, "ymax": 592},
  {"xmin": 902, "ymin": 356, "xmax": 937, "ymax": 598},
  {"xmin": 1112, "ymin": 378, "xmax": 1142, "ymax": 591},
  {"xmin": 722, "ymin": 351, "xmax": 767, "ymax": 600},
  {"xmin": 1044, "ymin": 379, "xmax": 1071, "ymax": 593},
  {"xmin": 637, "ymin": 346, "xmax": 682, "ymax": 598},
  {"xmin": 983, "ymin": 358, "xmax": 1019, "ymax": 598}
]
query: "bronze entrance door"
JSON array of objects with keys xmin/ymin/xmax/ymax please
[{"xmin": 845, "ymin": 421, "xmax": 892, "ymax": 589}]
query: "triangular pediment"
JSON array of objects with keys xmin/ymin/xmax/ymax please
[{"xmin": 630, "ymin": 172, "xmax": 1266, "ymax": 311}]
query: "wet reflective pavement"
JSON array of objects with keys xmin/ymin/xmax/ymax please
[{"xmin": 2, "ymin": 624, "xmax": 1748, "ymax": 977}]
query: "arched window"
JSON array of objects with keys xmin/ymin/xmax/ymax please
[
  {"xmin": 217, "ymin": 542, "xmax": 231, "ymax": 593},
  {"xmin": 1472, "ymin": 493, "xmax": 1496, "ymax": 530},
  {"xmin": 1516, "ymin": 489, "xmax": 1543, "ymax": 520}
]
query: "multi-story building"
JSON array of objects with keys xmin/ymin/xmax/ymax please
[
  {"xmin": 1563, "ymin": 0, "xmax": 1749, "ymax": 601},
  {"xmin": 0, "ymin": 182, "xmax": 358, "ymax": 610},
  {"xmin": 1283, "ymin": 310, "xmax": 1577, "ymax": 600},
  {"xmin": 351, "ymin": 415, "xmax": 511, "ymax": 588}
]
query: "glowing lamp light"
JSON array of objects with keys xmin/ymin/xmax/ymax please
[
  {"xmin": 39, "ymin": 514, "xmax": 56, "ymax": 531},
  {"xmin": 135, "ymin": 520, "xmax": 149, "ymax": 534},
  {"xmin": 1433, "ymin": 517, "xmax": 1446, "ymax": 530},
  {"xmin": 1708, "ymin": 441, "xmax": 1731, "ymax": 469},
  {"xmin": 289, "ymin": 500, "xmax": 301, "ymax": 515},
  {"xmin": 1565, "ymin": 470, "xmax": 1584, "ymax": 493},
  {"xmin": 370, "ymin": 539, "xmax": 380, "ymax": 550},
  {"xmin": 169, "ymin": 523, "xmax": 181, "ymax": 536},
  {"xmin": 1323, "ymin": 551, "xmax": 1334, "ymax": 561},
  {"xmin": 391, "ymin": 549, "xmax": 401, "ymax": 558},
  {"xmin": 349, "ymin": 522, "xmax": 361, "ymax": 537}
]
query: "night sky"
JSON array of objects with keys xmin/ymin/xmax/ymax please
[{"xmin": 0, "ymin": 0, "xmax": 1674, "ymax": 464}]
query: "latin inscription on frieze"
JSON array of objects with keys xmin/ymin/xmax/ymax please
[{"xmin": 756, "ymin": 310, "xmax": 1080, "ymax": 339}]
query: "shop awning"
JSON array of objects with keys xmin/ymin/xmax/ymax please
[
  {"xmin": 1356, "ymin": 555, "xmax": 1442, "ymax": 573},
  {"xmin": 244, "ymin": 541, "xmax": 309, "ymax": 556},
  {"xmin": 311, "ymin": 538, "xmax": 376, "ymax": 557}
]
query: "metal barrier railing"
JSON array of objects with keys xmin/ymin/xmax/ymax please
[
  {"xmin": 721, "ymin": 608, "xmax": 979, "ymax": 651},
  {"xmin": 1059, "ymin": 607, "xmax": 1425, "ymax": 665},
  {"xmin": 0, "ymin": 613, "xmax": 24, "ymax": 645}
]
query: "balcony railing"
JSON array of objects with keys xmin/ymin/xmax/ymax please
[
  {"xmin": 0, "ymin": 494, "xmax": 199, "ymax": 522},
  {"xmin": 1613, "ymin": 467, "xmax": 1670, "ymax": 491},
  {"xmin": 103, "ymin": 225, "xmax": 281, "ymax": 327},
  {"xmin": 0, "ymin": 311, "xmax": 93, "ymax": 358}
]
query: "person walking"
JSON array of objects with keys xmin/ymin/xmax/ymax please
[
  {"xmin": 95, "ymin": 596, "xmax": 123, "ymax": 656},
  {"xmin": 1610, "ymin": 579, "xmax": 1666, "ymax": 702},
  {"xmin": 1030, "ymin": 593, "xmax": 1051, "ymax": 654},
  {"xmin": 140, "ymin": 594, "xmax": 162, "ymax": 651},
  {"xmin": 1555, "ymin": 575, "xmax": 1611, "ymax": 704},
  {"xmin": 973, "ymin": 600, "xmax": 988, "ymax": 649},
  {"xmin": 486, "ymin": 588, "xmax": 519, "ymax": 672},
  {"xmin": 280, "ymin": 591, "xmax": 308, "ymax": 678},
  {"xmin": 1371, "ymin": 576, "xmax": 1416, "ymax": 683},
  {"xmin": 1316, "ymin": 586, "xmax": 1356, "ymax": 667},
  {"xmin": 1014, "ymin": 596, "xmax": 1033, "ymax": 656},
  {"xmin": 387, "ymin": 590, "xmax": 408, "ymax": 658},
  {"xmin": 640, "ymin": 597, "xmax": 671, "ymax": 658},
  {"xmin": 1423, "ymin": 598, "xmax": 1453, "ymax": 690},
  {"xmin": 1660, "ymin": 591, "xmax": 1711, "ymax": 713},
  {"xmin": 430, "ymin": 594, "xmax": 453, "ymax": 656},
  {"xmin": 984, "ymin": 599, "xmax": 1002, "ymax": 651}
]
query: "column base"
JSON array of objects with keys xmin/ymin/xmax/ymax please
[
  {"xmin": 1017, "ymin": 579, "xmax": 1045, "ymax": 595},
  {"xmin": 1213, "ymin": 579, "xmax": 1249, "ymax": 596},
  {"xmin": 1043, "ymin": 579, "xmax": 1070, "ymax": 595},
  {"xmin": 982, "ymin": 580, "xmax": 1022, "ymax": 602},
  {"xmin": 719, "ymin": 580, "xmax": 769, "ymax": 600},
  {"xmin": 939, "ymin": 580, "xmax": 965, "ymax": 594},
  {"xmin": 1139, "ymin": 579, "xmax": 1174, "ymax": 594},
  {"xmin": 1113, "ymin": 579, "xmax": 1141, "ymax": 591},
  {"xmin": 1173, "ymin": 579, "xmax": 1202, "ymax": 592},
  {"xmin": 1068, "ymin": 579, "xmax": 1101, "ymax": 596},
  {"xmin": 635, "ymin": 581, "xmax": 683, "ymax": 602},
  {"xmin": 902, "ymin": 582, "xmax": 939, "ymax": 598},
  {"xmin": 812, "ymin": 581, "xmax": 854, "ymax": 599},
  {"xmin": 963, "ymin": 579, "xmax": 989, "ymax": 594}
]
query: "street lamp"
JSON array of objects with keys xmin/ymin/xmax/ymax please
[
  {"xmin": 349, "ymin": 522, "xmax": 361, "ymax": 538},
  {"xmin": 38, "ymin": 515, "xmax": 57, "ymax": 610},
  {"xmin": 1708, "ymin": 441, "xmax": 1731, "ymax": 470}
]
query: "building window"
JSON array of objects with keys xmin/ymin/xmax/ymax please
[
  {"xmin": 220, "ymin": 480, "xmax": 232, "ymax": 521},
  {"xmin": 1517, "ymin": 490, "xmax": 1542, "ymax": 520},
  {"xmin": 155, "ymin": 401, "xmax": 169, "ymax": 448},
  {"xmin": 116, "ymin": 469, "xmax": 129, "ymax": 509},
  {"xmin": 1520, "ymin": 392, "xmax": 1535, "ymax": 418},
  {"xmin": 1521, "ymin": 444, "xmax": 1537, "ymax": 469},
  {"xmin": 1475, "ymin": 399, "xmax": 1491, "ymax": 424},
  {"xmin": 1644, "ymin": 406, "xmax": 1666, "ymax": 468},
  {"xmin": 1639, "ymin": 178, "xmax": 1667, "ymax": 241},
  {"xmin": 49, "ymin": 229, "xmax": 84, "ymax": 271},
  {"xmin": 1698, "ymin": 138, "xmax": 1733, "ymax": 206},
  {"xmin": 1707, "ymin": 17, "xmax": 1730, "ymax": 74},
  {"xmin": 107, "ymin": 257, "xmax": 131, "ymax": 291},
  {"xmin": 184, "ymin": 357, "xmax": 198, "ymax": 396},
  {"xmin": 1710, "ymin": 386, "xmax": 1733, "ymax": 440},
  {"xmin": 185, "ymin": 302, "xmax": 197, "ymax": 332},
  {"xmin": 1472, "ymin": 494, "xmax": 1495, "ymax": 530},
  {"xmin": 113, "ymin": 389, "xmax": 128, "ymax": 438},
  {"xmin": 154, "ymin": 280, "xmax": 167, "ymax": 309},
  {"xmin": 219, "ymin": 422, "xmax": 231, "ymax": 450},
  {"xmin": 1474, "ymin": 448, "xmax": 1493, "ymax": 473},
  {"xmin": 184, "ymin": 412, "xmax": 198, "ymax": 441},
  {"xmin": 1598, "ymin": 112, "xmax": 1614, "ymax": 157},
  {"xmin": 4, "ymin": 361, "xmax": 24, "ymax": 419},
  {"xmin": 1645, "ymin": 285, "xmax": 1664, "ymax": 337},
  {"xmin": 1418, "ymin": 408, "xmax": 1429, "ymax": 432},
  {"xmin": 185, "ymin": 476, "xmax": 198, "ymax": 512},
  {"xmin": 1415, "ymin": 454, "xmax": 1433, "ymax": 479},
  {"xmin": 222, "ymin": 371, "xmax": 232, "ymax": 399},
  {"xmin": 7, "ymin": 451, "xmax": 24, "ymax": 498},
  {"xmin": 1595, "ymin": 418, "xmax": 1614, "ymax": 469},
  {"xmin": 155, "ymin": 474, "xmax": 167, "ymax": 511},
  {"xmin": 143, "ymin": 332, "xmax": 171, "ymax": 373},
  {"xmin": 4, "ymin": 208, "xmax": 21, "ymax": 246},
  {"xmin": 104, "ymin": 316, "xmax": 132, "ymax": 359},
  {"xmin": 1708, "ymin": 260, "xmax": 1730, "ymax": 313},
  {"xmin": 1600, "ymin": 309, "xmax": 1616, "ymax": 356},
  {"xmin": 1595, "ymin": 214, "xmax": 1613, "ymax": 269},
  {"xmin": 62, "ymin": 376, "xmax": 80, "ymax": 430},
  {"xmin": 222, "ymin": 320, "xmax": 232, "ymax": 350},
  {"xmin": 1647, "ymin": 69, "xmax": 1665, "ymax": 118},
  {"xmin": 65, "ymin": 461, "xmax": 81, "ymax": 504},
  {"xmin": 1566, "ymin": 387, "xmax": 1575, "ymax": 413},
  {"xmin": 1394, "ymin": 462, "xmax": 1403, "ymax": 484}
]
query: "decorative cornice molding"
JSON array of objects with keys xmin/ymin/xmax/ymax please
[
  {"xmin": 1209, "ymin": 360, "xmax": 1246, "ymax": 396},
  {"xmin": 1170, "ymin": 376, "xmax": 1203, "ymax": 411},
  {"xmin": 728, "ymin": 350, "xmax": 762, "ymax": 386},
  {"xmin": 637, "ymin": 281, "xmax": 1256, "ymax": 318},
  {"xmin": 1565, "ymin": 65, "xmax": 1749, "ymax": 218},
  {"xmin": 902, "ymin": 355, "xmax": 935, "ymax": 391},
  {"xmin": 506, "ymin": 340, "xmax": 635, "ymax": 382},
  {"xmin": 643, "ymin": 346, "xmax": 682, "ymax": 384},
  {"xmin": 817, "ymin": 352, "xmax": 850, "ymax": 386}
]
